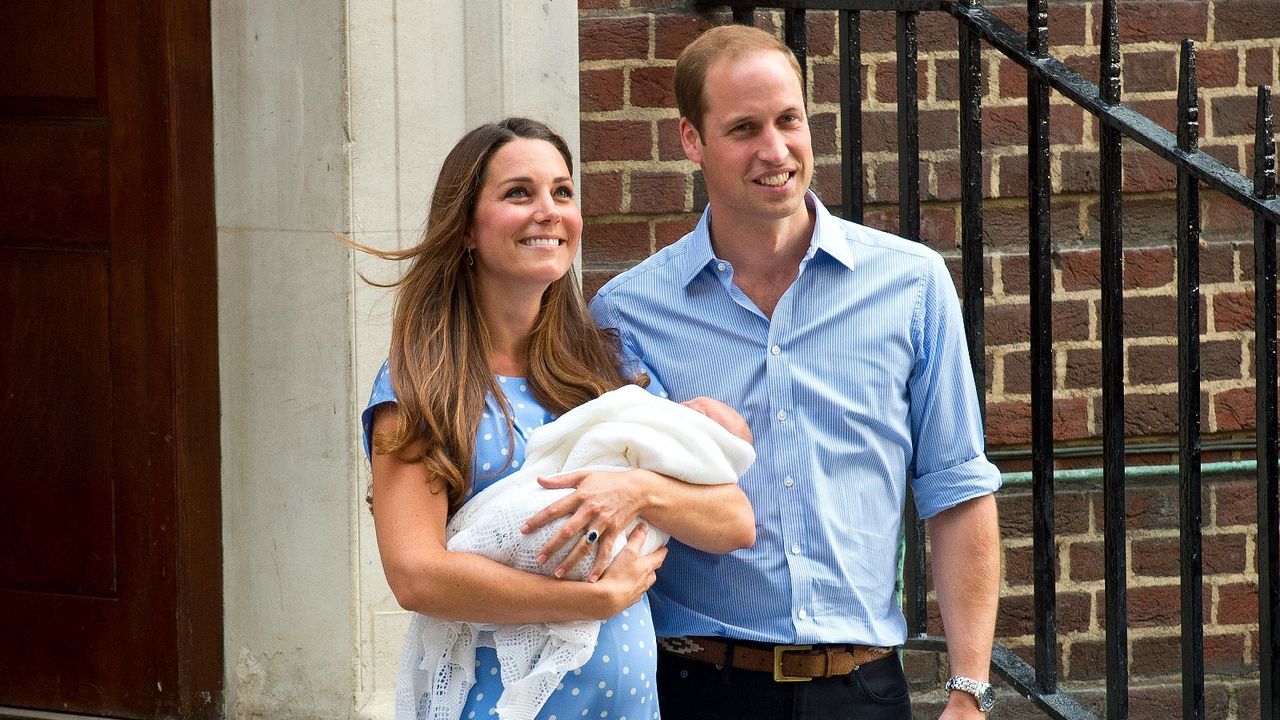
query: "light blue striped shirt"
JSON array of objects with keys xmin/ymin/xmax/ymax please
[{"xmin": 589, "ymin": 193, "xmax": 1001, "ymax": 647}]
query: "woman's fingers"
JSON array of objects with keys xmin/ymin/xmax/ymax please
[
  {"xmin": 521, "ymin": 486, "xmax": 581, "ymax": 534},
  {"xmin": 535, "ymin": 506, "xmax": 595, "ymax": 564},
  {"xmin": 554, "ymin": 514, "xmax": 622, "ymax": 579},
  {"xmin": 585, "ymin": 523, "xmax": 633, "ymax": 582},
  {"xmin": 643, "ymin": 544, "xmax": 668, "ymax": 574},
  {"xmin": 524, "ymin": 470, "xmax": 644, "ymax": 569},
  {"xmin": 593, "ymin": 524, "xmax": 666, "ymax": 612},
  {"xmin": 536, "ymin": 470, "xmax": 587, "ymax": 489}
]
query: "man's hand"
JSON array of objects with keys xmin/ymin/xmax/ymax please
[{"xmin": 939, "ymin": 690, "xmax": 989, "ymax": 719}]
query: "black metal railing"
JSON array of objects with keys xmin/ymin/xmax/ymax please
[
  {"xmin": 1176, "ymin": 38, "xmax": 1204, "ymax": 720},
  {"xmin": 699, "ymin": 2, "xmax": 1280, "ymax": 718}
]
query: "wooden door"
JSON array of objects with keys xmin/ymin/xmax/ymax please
[{"xmin": 0, "ymin": 1, "xmax": 220, "ymax": 717}]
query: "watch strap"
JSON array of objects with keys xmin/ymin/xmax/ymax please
[{"xmin": 945, "ymin": 676, "xmax": 995, "ymax": 712}]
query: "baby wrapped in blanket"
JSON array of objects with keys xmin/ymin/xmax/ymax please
[{"xmin": 405, "ymin": 384, "xmax": 755, "ymax": 720}]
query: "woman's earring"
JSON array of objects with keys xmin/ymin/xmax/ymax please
[{"xmin": 464, "ymin": 248, "xmax": 475, "ymax": 268}]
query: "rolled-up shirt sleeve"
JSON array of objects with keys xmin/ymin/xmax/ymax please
[{"xmin": 907, "ymin": 255, "xmax": 1002, "ymax": 519}]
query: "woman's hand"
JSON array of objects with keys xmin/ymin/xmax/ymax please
[
  {"xmin": 522, "ymin": 468, "xmax": 654, "ymax": 582},
  {"xmin": 371, "ymin": 406, "xmax": 657, "ymax": 625},
  {"xmin": 591, "ymin": 523, "xmax": 668, "ymax": 615}
]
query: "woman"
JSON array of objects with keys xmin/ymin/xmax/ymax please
[{"xmin": 359, "ymin": 118, "xmax": 755, "ymax": 720}]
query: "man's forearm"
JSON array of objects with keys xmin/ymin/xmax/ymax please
[
  {"xmin": 928, "ymin": 493, "xmax": 1000, "ymax": 680},
  {"xmin": 638, "ymin": 469, "xmax": 756, "ymax": 553}
]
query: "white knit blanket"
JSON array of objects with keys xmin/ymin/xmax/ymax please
[{"xmin": 395, "ymin": 385, "xmax": 755, "ymax": 720}]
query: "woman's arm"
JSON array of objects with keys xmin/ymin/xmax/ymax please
[
  {"xmin": 525, "ymin": 468, "xmax": 756, "ymax": 582},
  {"xmin": 370, "ymin": 407, "xmax": 665, "ymax": 623}
]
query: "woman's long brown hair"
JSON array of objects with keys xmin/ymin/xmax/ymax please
[{"xmin": 353, "ymin": 118, "xmax": 642, "ymax": 513}]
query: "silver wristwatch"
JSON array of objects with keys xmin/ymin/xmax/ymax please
[{"xmin": 945, "ymin": 676, "xmax": 995, "ymax": 712}]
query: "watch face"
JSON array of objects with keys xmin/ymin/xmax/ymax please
[{"xmin": 979, "ymin": 686, "xmax": 996, "ymax": 711}]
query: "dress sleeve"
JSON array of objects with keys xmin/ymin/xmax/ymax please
[
  {"xmin": 627, "ymin": 353, "xmax": 668, "ymax": 400},
  {"xmin": 361, "ymin": 359, "xmax": 398, "ymax": 462}
]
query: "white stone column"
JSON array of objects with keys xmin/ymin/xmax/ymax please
[
  {"xmin": 213, "ymin": 2, "xmax": 580, "ymax": 718},
  {"xmin": 213, "ymin": 1, "xmax": 353, "ymax": 718},
  {"xmin": 348, "ymin": 3, "xmax": 581, "ymax": 716}
]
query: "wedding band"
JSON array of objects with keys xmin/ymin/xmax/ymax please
[{"xmin": 585, "ymin": 529, "xmax": 600, "ymax": 544}]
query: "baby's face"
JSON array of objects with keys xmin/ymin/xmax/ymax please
[{"xmin": 680, "ymin": 397, "xmax": 753, "ymax": 445}]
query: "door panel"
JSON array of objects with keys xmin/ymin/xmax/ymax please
[
  {"xmin": 0, "ymin": 125, "xmax": 110, "ymax": 242},
  {"xmin": 0, "ymin": 1, "xmax": 220, "ymax": 717},
  {"xmin": 0, "ymin": 249, "xmax": 115, "ymax": 597},
  {"xmin": 0, "ymin": 3, "xmax": 99, "ymax": 100},
  {"xmin": 0, "ymin": 0, "xmax": 153, "ymax": 713}
]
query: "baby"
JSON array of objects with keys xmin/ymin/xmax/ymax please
[
  {"xmin": 478, "ymin": 394, "xmax": 750, "ymax": 579},
  {"xmin": 446, "ymin": 388, "xmax": 754, "ymax": 580},
  {"xmin": 410, "ymin": 385, "xmax": 755, "ymax": 720},
  {"xmin": 681, "ymin": 396, "xmax": 754, "ymax": 442}
]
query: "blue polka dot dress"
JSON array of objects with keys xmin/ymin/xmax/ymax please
[{"xmin": 362, "ymin": 363, "xmax": 662, "ymax": 720}]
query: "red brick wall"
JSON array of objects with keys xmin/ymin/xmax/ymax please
[
  {"xmin": 578, "ymin": 1, "xmax": 1278, "ymax": 717},
  {"xmin": 578, "ymin": 0, "xmax": 1279, "ymax": 453}
]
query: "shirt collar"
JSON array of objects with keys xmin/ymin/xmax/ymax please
[
  {"xmin": 677, "ymin": 208, "xmax": 718, "ymax": 287},
  {"xmin": 808, "ymin": 193, "xmax": 858, "ymax": 271},
  {"xmin": 677, "ymin": 191, "xmax": 857, "ymax": 287}
]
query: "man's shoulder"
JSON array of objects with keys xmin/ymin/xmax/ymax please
[
  {"xmin": 594, "ymin": 235, "xmax": 695, "ymax": 301},
  {"xmin": 827, "ymin": 214, "xmax": 942, "ymax": 265},
  {"xmin": 818, "ymin": 214, "xmax": 957, "ymax": 299}
]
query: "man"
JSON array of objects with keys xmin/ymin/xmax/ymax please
[{"xmin": 589, "ymin": 24, "xmax": 1001, "ymax": 719}]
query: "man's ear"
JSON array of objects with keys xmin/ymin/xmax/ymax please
[{"xmin": 679, "ymin": 117, "xmax": 703, "ymax": 165}]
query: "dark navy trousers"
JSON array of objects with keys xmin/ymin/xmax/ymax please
[{"xmin": 657, "ymin": 650, "xmax": 913, "ymax": 720}]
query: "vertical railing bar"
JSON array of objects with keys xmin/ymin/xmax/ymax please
[
  {"xmin": 1026, "ymin": 0, "xmax": 1058, "ymax": 694},
  {"xmin": 732, "ymin": 6, "xmax": 755, "ymax": 25},
  {"xmin": 896, "ymin": 7, "xmax": 925, "ymax": 638},
  {"xmin": 896, "ymin": 10, "xmax": 921, "ymax": 241},
  {"xmin": 904, "ymin": 492, "xmax": 927, "ymax": 637},
  {"xmin": 840, "ymin": 9, "xmax": 865, "ymax": 223},
  {"xmin": 784, "ymin": 8, "xmax": 808, "ymax": 94},
  {"xmin": 1099, "ymin": 1, "xmax": 1129, "ymax": 717},
  {"xmin": 1175, "ymin": 38, "xmax": 1205, "ymax": 720},
  {"xmin": 958, "ymin": 0, "xmax": 985, "ymax": 419},
  {"xmin": 1255, "ymin": 83, "xmax": 1280, "ymax": 720}
]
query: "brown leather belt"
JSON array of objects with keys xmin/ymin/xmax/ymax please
[{"xmin": 658, "ymin": 636, "xmax": 896, "ymax": 682}]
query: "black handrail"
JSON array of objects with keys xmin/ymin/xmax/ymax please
[{"xmin": 950, "ymin": 3, "xmax": 1280, "ymax": 226}]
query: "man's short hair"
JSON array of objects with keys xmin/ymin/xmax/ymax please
[{"xmin": 674, "ymin": 24, "xmax": 805, "ymax": 137}]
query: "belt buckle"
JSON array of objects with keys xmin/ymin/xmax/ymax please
[{"xmin": 772, "ymin": 644, "xmax": 814, "ymax": 682}]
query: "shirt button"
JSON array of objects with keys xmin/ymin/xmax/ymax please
[
  {"xmin": 776, "ymin": 410, "xmax": 787, "ymax": 422},
  {"xmin": 798, "ymin": 609, "xmax": 809, "ymax": 620},
  {"xmin": 716, "ymin": 262, "xmax": 727, "ymax": 272},
  {"xmin": 770, "ymin": 345, "xmax": 781, "ymax": 356},
  {"xmin": 784, "ymin": 476, "xmax": 794, "ymax": 487},
  {"xmin": 791, "ymin": 544, "xmax": 801, "ymax": 555}
]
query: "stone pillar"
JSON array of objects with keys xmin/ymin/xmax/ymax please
[{"xmin": 213, "ymin": 1, "xmax": 580, "ymax": 718}]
